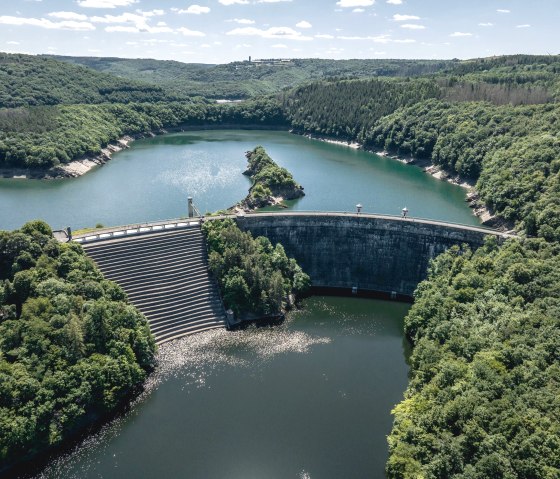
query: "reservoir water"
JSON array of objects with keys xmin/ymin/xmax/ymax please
[
  {"xmin": 35, "ymin": 297, "xmax": 411, "ymax": 479},
  {"xmin": 3, "ymin": 130, "xmax": 475, "ymax": 477},
  {"xmin": 0, "ymin": 130, "xmax": 479, "ymax": 231}
]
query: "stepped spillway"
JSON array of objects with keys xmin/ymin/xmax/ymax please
[{"xmin": 82, "ymin": 227, "xmax": 227, "ymax": 344}]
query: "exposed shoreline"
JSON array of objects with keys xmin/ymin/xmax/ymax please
[
  {"xmin": 299, "ymin": 132, "xmax": 501, "ymax": 228},
  {"xmin": 0, "ymin": 124, "xmax": 288, "ymax": 181}
]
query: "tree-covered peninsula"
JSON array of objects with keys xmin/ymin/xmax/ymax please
[
  {"xmin": 203, "ymin": 219, "xmax": 310, "ymax": 318},
  {"xmin": 236, "ymin": 146, "xmax": 304, "ymax": 210},
  {"xmin": 0, "ymin": 221, "xmax": 155, "ymax": 469}
]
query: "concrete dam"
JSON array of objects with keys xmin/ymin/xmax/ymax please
[{"xmin": 75, "ymin": 212, "xmax": 509, "ymax": 343}]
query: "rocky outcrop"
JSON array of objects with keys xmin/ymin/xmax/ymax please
[{"xmin": 235, "ymin": 146, "xmax": 305, "ymax": 211}]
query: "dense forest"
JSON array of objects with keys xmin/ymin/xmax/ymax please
[
  {"xmin": 365, "ymin": 100, "xmax": 560, "ymax": 239},
  {"xmin": 387, "ymin": 238, "xmax": 560, "ymax": 479},
  {"xmin": 0, "ymin": 53, "xmax": 183, "ymax": 108},
  {"xmin": 202, "ymin": 219, "xmax": 310, "ymax": 317},
  {"xmin": 0, "ymin": 221, "xmax": 155, "ymax": 469},
  {"xmin": 0, "ymin": 98, "xmax": 286, "ymax": 169},
  {"xmin": 2, "ymin": 51, "xmax": 560, "ymax": 477},
  {"xmin": 238, "ymin": 146, "xmax": 304, "ymax": 209},
  {"xmin": 49, "ymin": 55, "xmax": 457, "ymax": 99}
]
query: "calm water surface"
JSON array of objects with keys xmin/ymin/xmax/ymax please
[
  {"xmin": 0, "ymin": 130, "xmax": 478, "ymax": 231},
  {"xmin": 36, "ymin": 297, "xmax": 410, "ymax": 479}
]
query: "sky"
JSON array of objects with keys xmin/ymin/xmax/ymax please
[{"xmin": 0, "ymin": 0, "xmax": 558, "ymax": 64}]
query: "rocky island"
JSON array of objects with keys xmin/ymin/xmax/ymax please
[{"xmin": 234, "ymin": 146, "xmax": 305, "ymax": 211}]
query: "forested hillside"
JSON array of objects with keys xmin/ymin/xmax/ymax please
[
  {"xmin": 0, "ymin": 220, "xmax": 155, "ymax": 468},
  {"xmin": 387, "ymin": 237, "xmax": 560, "ymax": 479},
  {"xmin": 284, "ymin": 78, "xmax": 440, "ymax": 139},
  {"xmin": 0, "ymin": 53, "xmax": 181, "ymax": 108},
  {"xmin": 0, "ymin": 98, "xmax": 286, "ymax": 169},
  {"xmin": 365, "ymin": 100, "xmax": 560, "ymax": 239},
  {"xmin": 49, "ymin": 55, "xmax": 456, "ymax": 99}
]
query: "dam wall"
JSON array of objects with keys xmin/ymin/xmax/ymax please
[{"xmin": 231, "ymin": 213, "xmax": 504, "ymax": 298}]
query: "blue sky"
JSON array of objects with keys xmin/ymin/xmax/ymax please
[{"xmin": 0, "ymin": 0, "xmax": 558, "ymax": 63}]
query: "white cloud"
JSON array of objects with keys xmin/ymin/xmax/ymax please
[
  {"xmin": 179, "ymin": 5, "xmax": 211, "ymax": 14},
  {"xmin": 7, "ymin": 41, "xmax": 20, "ymax": 44},
  {"xmin": 90, "ymin": 11, "xmax": 170, "ymax": 33},
  {"xmin": 336, "ymin": 0, "xmax": 374, "ymax": 7},
  {"xmin": 48, "ymin": 11, "xmax": 88, "ymax": 21},
  {"xmin": 256, "ymin": 0, "xmax": 292, "ymax": 2},
  {"xmin": 450, "ymin": 31, "xmax": 472, "ymax": 37},
  {"xmin": 105, "ymin": 25, "xmax": 139, "ymax": 32},
  {"xmin": 272, "ymin": 43, "xmax": 287, "ymax": 48},
  {"xmin": 315, "ymin": 33, "xmax": 334, "ymax": 38},
  {"xmin": 392, "ymin": 38, "xmax": 415, "ymax": 43},
  {"xmin": 178, "ymin": 26, "xmax": 206, "ymax": 36},
  {"xmin": 401, "ymin": 23, "xmax": 425, "ymax": 29},
  {"xmin": 353, "ymin": 8, "xmax": 365, "ymax": 12},
  {"xmin": 296, "ymin": 20, "xmax": 312, "ymax": 28},
  {"xmin": 227, "ymin": 26, "xmax": 312, "ymax": 40},
  {"xmin": 139, "ymin": 9, "xmax": 164, "ymax": 17},
  {"xmin": 386, "ymin": 0, "xmax": 402, "ymax": 4},
  {"xmin": 219, "ymin": 0, "xmax": 249, "ymax": 5},
  {"xmin": 516, "ymin": 24, "xmax": 531, "ymax": 28},
  {"xmin": 393, "ymin": 14, "xmax": 419, "ymax": 21},
  {"xmin": 230, "ymin": 18, "xmax": 254, "ymax": 24},
  {"xmin": 478, "ymin": 22, "xmax": 493, "ymax": 27},
  {"xmin": 338, "ymin": 34, "xmax": 390, "ymax": 42},
  {"xmin": 77, "ymin": 0, "xmax": 138, "ymax": 8},
  {"xmin": 497, "ymin": 9, "xmax": 510, "ymax": 13},
  {"xmin": 0, "ymin": 15, "xmax": 95, "ymax": 30}
]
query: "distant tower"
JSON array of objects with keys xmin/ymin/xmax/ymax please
[{"xmin": 249, "ymin": 55, "xmax": 252, "ymax": 62}]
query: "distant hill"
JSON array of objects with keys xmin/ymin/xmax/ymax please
[
  {"xmin": 47, "ymin": 55, "xmax": 458, "ymax": 99},
  {"xmin": 0, "ymin": 53, "xmax": 183, "ymax": 108}
]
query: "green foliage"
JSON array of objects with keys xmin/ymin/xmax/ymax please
[
  {"xmin": 0, "ymin": 220, "xmax": 156, "ymax": 466},
  {"xmin": 0, "ymin": 98, "xmax": 287, "ymax": 169},
  {"xmin": 365, "ymin": 100, "xmax": 560, "ymax": 237},
  {"xmin": 0, "ymin": 53, "xmax": 179, "ymax": 108},
  {"xmin": 50, "ymin": 55, "xmax": 457, "ymax": 99},
  {"xmin": 283, "ymin": 78, "xmax": 441, "ymax": 141},
  {"xmin": 202, "ymin": 219, "xmax": 310, "ymax": 316},
  {"xmin": 387, "ymin": 239, "xmax": 560, "ymax": 478},
  {"xmin": 241, "ymin": 146, "xmax": 303, "ymax": 208}
]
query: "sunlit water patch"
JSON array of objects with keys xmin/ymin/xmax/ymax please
[
  {"xmin": 155, "ymin": 149, "xmax": 244, "ymax": 198},
  {"xmin": 32, "ymin": 297, "xmax": 411, "ymax": 479}
]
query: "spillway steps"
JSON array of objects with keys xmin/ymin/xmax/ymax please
[{"xmin": 82, "ymin": 227, "xmax": 227, "ymax": 344}]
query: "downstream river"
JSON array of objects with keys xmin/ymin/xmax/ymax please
[{"xmin": 2, "ymin": 131, "xmax": 477, "ymax": 478}]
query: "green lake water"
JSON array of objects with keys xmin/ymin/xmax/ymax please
[
  {"xmin": 0, "ymin": 130, "xmax": 479, "ymax": 231},
  {"xmin": 1, "ymin": 130, "xmax": 478, "ymax": 478}
]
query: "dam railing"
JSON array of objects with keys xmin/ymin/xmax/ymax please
[{"xmin": 71, "ymin": 211, "xmax": 514, "ymax": 244}]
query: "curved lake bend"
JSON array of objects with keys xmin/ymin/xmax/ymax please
[
  {"xmin": 34, "ymin": 297, "xmax": 411, "ymax": 479},
  {"xmin": 0, "ymin": 130, "xmax": 479, "ymax": 231}
]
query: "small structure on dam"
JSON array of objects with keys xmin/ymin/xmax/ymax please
[{"xmin": 74, "ymin": 212, "xmax": 510, "ymax": 343}]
